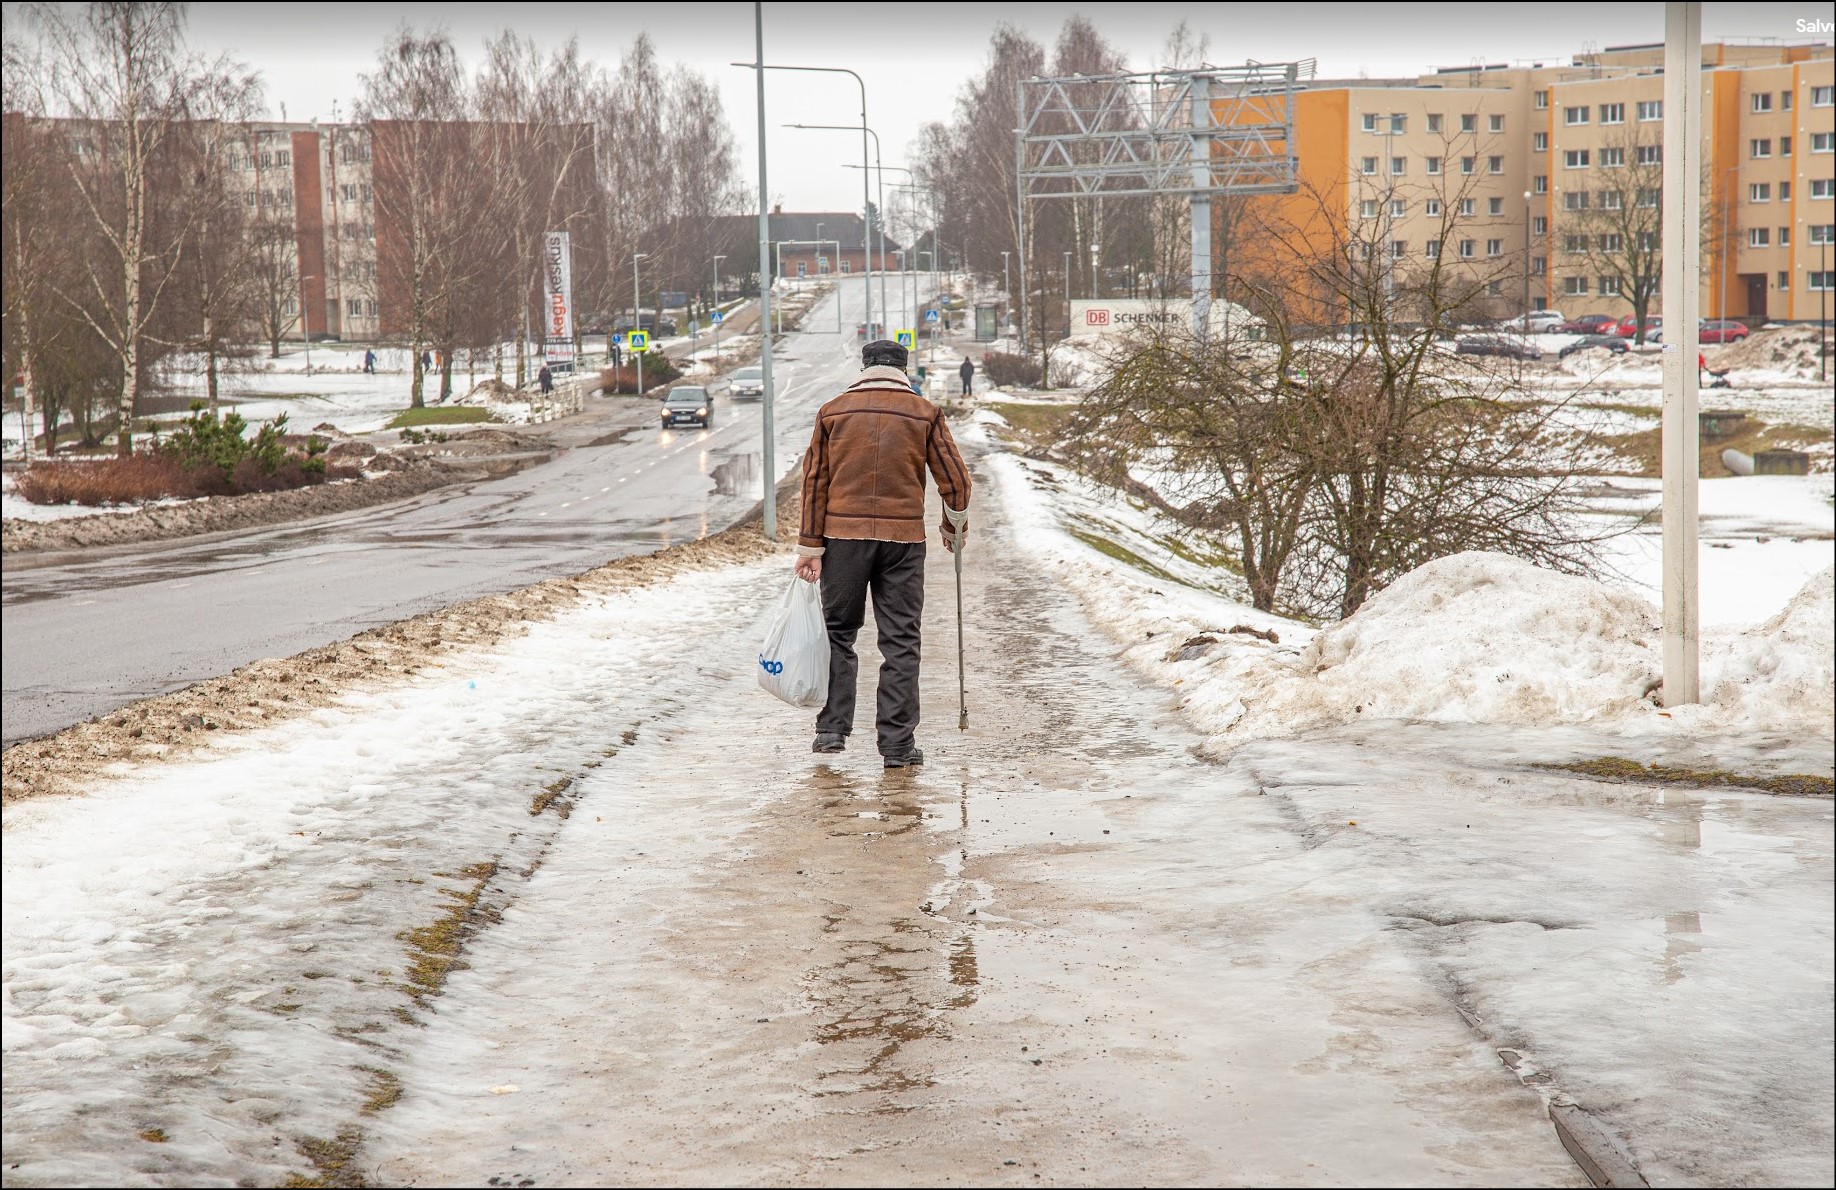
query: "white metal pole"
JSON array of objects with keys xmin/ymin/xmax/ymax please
[
  {"xmin": 633, "ymin": 253, "xmax": 646, "ymax": 398},
  {"xmin": 1660, "ymin": 1, "xmax": 1702, "ymax": 704},
  {"xmin": 712, "ymin": 255, "xmax": 724, "ymax": 365},
  {"xmin": 753, "ymin": 3, "xmax": 776, "ymax": 541},
  {"xmin": 1190, "ymin": 73, "xmax": 1212, "ymax": 339}
]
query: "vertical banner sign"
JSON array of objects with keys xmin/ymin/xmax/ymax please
[{"xmin": 542, "ymin": 231, "xmax": 575, "ymax": 367}]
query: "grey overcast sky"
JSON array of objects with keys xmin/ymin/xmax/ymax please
[{"xmin": 31, "ymin": 2, "xmax": 1827, "ymax": 210}]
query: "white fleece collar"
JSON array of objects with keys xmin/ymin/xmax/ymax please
[{"xmin": 849, "ymin": 364, "xmax": 913, "ymax": 391}]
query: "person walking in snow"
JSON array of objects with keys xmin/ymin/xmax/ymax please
[
  {"xmin": 958, "ymin": 356, "xmax": 974, "ymax": 396},
  {"xmin": 538, "ymin": 363, "xmax": 554, "ymax": 395},
  {"xmin": 794, "ymin": 339, "xmax": 971, "ymax": 768},
  {"xmin": 363, "ymin": 349, "xmax": 376, "ymax": 374}
]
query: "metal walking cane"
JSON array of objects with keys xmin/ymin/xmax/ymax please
[{"xmin": 946, "ymin": 505, "xmax": 969, "ymax": 730}]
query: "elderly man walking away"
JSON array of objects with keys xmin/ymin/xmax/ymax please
[
  {"xmin": 959, "ymin": 356, "xmax": 975, "ymax": 396},
  {"xmin": 793, "ymin": 339, "xmax": 971, "ymax": 768}
]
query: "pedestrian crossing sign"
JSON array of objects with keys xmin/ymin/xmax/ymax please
[
  {"xmin": 924, "ymin": 309, "xmax": 941, "ymax": 323},
  {"xmin": 629, "ymin": 330, "xmax": 651, "ymax": 351},
  {"xmin": 710, "ymin": 310, "xmax": 724, "ymax": 324},
  {"xmin": 895, "ymin": 329, "xmax": 915, "ymax": 348}
]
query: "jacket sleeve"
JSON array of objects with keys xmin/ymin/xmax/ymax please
[
  {"xmin": 925, "ymin": 411, "xmax": 972, "ymax": 536},
  {"xmin": 797, "ymin": 415, "xmax": 831, "ymax": 554}
]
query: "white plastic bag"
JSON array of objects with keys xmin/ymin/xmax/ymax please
[{"xmin": 757, "ymin": 577, "xmax": 830, "ymax": 708}]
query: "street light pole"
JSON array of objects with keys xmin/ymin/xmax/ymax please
[
  {"xmin": 1002, "ymin": 250, "xmax": 1011, "ymax": 337},
  {"xmin": 747, "ymin": 4, "xmax": 776, "ymax": 540},
  {"xmin": 633, "ymin": 252, "xmax": 648, "ymax": 397},
  {"xmin": 793, "ymin": 124, "xmax": 892, "ymax": 336},
  {"xmin": 712, "ymin": 254, "xmax": 726, "ymax": 366},
  {"xmin": 1660, "ymin": 0, "xmax": 1702, "ymax": 705},
  {"xmin": 297, "ymin": 272, "xmax": 315, "ymax": 374},
  {"xmin": 1090, "ymin": 242, "xmax": 1100, "ymax": 300},
  {"xmin": 1063, "ymin": 250, "xmax": 1072, "ymax": 343},
  {"xmin": 1523, "ymin": 190, "xmax": 1533, "ymax": 321},
  {"xmin": 736, "ymin": 62, "xmax": 874, "ymax": 343}
]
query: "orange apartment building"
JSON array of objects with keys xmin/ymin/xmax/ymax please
[{"xmin": 1231, "ymin": 41, "xmax": 1833, "ymax": 324}]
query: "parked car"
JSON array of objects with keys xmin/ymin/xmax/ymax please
[
  {"xmin": 1552, "ymin": 313, "xmax": 1619, "ymax": 334},
  {"xmin": 727, "ymin": 365, "xmax": 768, "ymax": 401},
  {"xmin": 855, "ymin": 321, "xmax": 886, "ymax": 340},
  {"xmin": 1497, "ymin": 310, "xmax": 1565, "ymax": 333},
  {"xmin": 617, "ymin": 312, "xmax": 679, "ymax": 338},
  {"xmin": 1456, "ymin": 334, "xmax": 1544, "ymax": 360},
  {"xmin": 1612, "ymin": 314, "xmax": 1661, "ymax": 338},
  {"xmin": 1699, "ymin": 319, "xmax": 1750, "ymax": 344},
  {"xmin": 1557, "ymin": 333, "xmax": 1631, "ymax": 359},
  {"xmin": 659, "ymin": 386, "xmax": 713, "ymax": 429}
]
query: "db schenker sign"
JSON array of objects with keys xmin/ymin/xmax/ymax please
[{"xmin": 1071, "ymin": 299, "xmax": 1263, "ymax": 340}]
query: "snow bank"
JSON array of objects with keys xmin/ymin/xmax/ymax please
[{"xmin": 983, "ymin": 432, "xmax": 1834, "ymax": 745}]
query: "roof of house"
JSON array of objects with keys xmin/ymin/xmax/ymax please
[{"xmin": 713, "ymin": 211, "xmax": 900, "ymax": 253}]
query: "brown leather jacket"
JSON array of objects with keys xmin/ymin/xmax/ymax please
[{"xmin": 797, "ymin": 366, "xmax": 970, "ymax": 554}]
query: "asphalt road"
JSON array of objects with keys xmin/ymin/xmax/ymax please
[{"xmin": 2, "ymin": 276, "xmax": 932, "ymax": 746}]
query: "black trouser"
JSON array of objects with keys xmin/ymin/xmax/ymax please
[
  {"xmin": 960, "ymin": 375, "xmax": 972, "ymax": 395},
  {"xmin": 817, "ymin": 537, "xmax": 926, "ymax": 756}
]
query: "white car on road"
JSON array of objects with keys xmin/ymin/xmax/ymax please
[{"xmin": 727, "ymin": 366, "xmax": 770, "ymax": 401}]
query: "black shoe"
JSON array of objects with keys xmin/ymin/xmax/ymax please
[
  {"xmin": 882, "ymin": 748, "xmax": 924, "ymax": 769},
  {"xmin": 812, "ymin": 733, "xmax": 846, "ymax": 754}
]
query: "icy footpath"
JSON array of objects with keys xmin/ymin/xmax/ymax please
[{"xmin": 1, "ymin": 556, "xmax": 785, "ymax": 1187}]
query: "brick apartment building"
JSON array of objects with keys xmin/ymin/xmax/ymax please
[
  {"xmin": 709, "ymin": 210, "xmax": 902, "ymax": 282},
  {"xmin": 1239, "ymin": 40, "xmax": 1834, "ymax": 322}
]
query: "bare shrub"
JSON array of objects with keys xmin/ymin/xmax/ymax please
[{"xmin": 980, "ymin": 351, "xmax": 1042, "ymax": 389}]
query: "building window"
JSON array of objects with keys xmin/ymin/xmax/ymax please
[
  {"xmin": 1750, "ymin": 92, "xmax": 1772, "ymax": 113},
  {"xmin": 1532, "ymin": 215, "xmax": 1547, "ymax": 235},
  {"xmin": 1780, "ymin": 136, "xmax": 1792, "ymax": 156},
  {"xmin": 1533, "ymin": 132, "xmax": 1548, "ymax": 152},
  {"xmin": 1812, "ymin": 271, "xmax": 1835, "ymax": 291},
  {"xmin": 1459, "ymin": 197, "xmax": 1476, "ymax": 216},
  {"xmin": 1815, "ymin": 178, "xmax": 1836, "ymax": 199},
  {"xmin": 1564, "ymin": 105, "xmax": 1590, "ymax": 125},
  {"xmin": 1564, "ymin": 149, "xmax": 1590, "ymax": 168},
  {"xmin": 1489, "ymin": 113, "xmax": 1505, "ymax": 133},
  {"xmin": 1600, "ymin": 102, "xmax": 1625, "ymax": 124},
  {"xmin": 1461, "ymin": 156, "xmax": 1476, "ymax": 175},
  {"xmin": 1390, "ymin": 240, "xmax": 1407, "ymax": 259},
  {"xmin": 1426, "ymin": 156, "xmax": 1442, "ymax": 175},
  {"xmin": 1564, "ymin": 276, "xmax": 1589, "ymax": 295},
  {"xmin": 1599, "ymin": 275, "xmax": 1621, "ymax": 296},
  {"xmin": 1815, "ymin": 85, "xmax": 1835, "ymax": 107},
  {"xmin": 1532, "ymin": 255, "xmax": 1547, "ymax": 275},
  {"xmin": 1564, "ymin": 234, "xmax": 1586, "ymax": 254},
  {"xmin": 1361, "ymin": 156, "xmax": 1378, "ymax": 175},
  {"xmin": 1488, "ymin": 155, "xmax": 1504, "ymax": 174},
  {"xmin": 1459, "ymin": 239, "xmax": 1475, "ymax": 259},
  {"xmin": 1425, "ymin": 198, "xmax": 1443, "ymax": 217},
  {"xmin": 1600, "ymin": 233, "xmax": 1623, "ymax": 252},
  {"xmin": 1599, "ymin": 146, "xmax": 1625, "ymax": 167},
  {"xmin": 1488, "ymin": 196, "xmax": 1504, "ymax": 215},
  {"xmin": 1639, "ymin": 230, "xmax": 1658, "ymax": 250},
  {"xmin": 1636, "ymin": 144, "xmax": 1661, "ymax": 165},
  {"xmin": 1600, "ymin": 190, "xmax": 1623, "ymax": 210},
  {"xmin": 1390, "ymin": 156, "xmax": 1406, "ymax": 175},
  {"xmin": 840, "ymin": 260, "xmax": 851, "ymax": 273},
  {"xmin": 347, "ymin": 298, "xmax": 363, "ymax": 317},
  {"xmin": 1748, "ymin": 227, "xmax": 1770, "ymax": 247},
  {"xmin": 1533, "ymin": 175, "xmax": 1549, "ymax": 195},
  {"xmin": 1488, "ymin": 280, "xmax": 1504, "ymax": 296},
  {"xmin": 1390, "ymin": 198, "xmax": 1407, "ymax": 217},
  {"xmin": 1637, "ymin": 187, "xmax": 1661, "ymax": 207},
  {"xmin": 1361, "ymin": 199, "xmax": 1378, "ymax": 219},
  {"xmin": 1779, "ymin": 226, "xmax": 1790, "ymax": 247},
  {"xmin": 1749, "ymin": 182, "xmax": 1772, "ymax": 202},
  {"xmin": 1362, "ymin": 112, "xmax": 1378, "ymax": 132},
  {"xmin": 341, "ymin": 183, "xmax": 357, "ymax": 201},
  {"xmin": 1749, "ymin": 138, "xmax": 1771, "ymax": 159},
  {"xmin": 1812, "ymin": 132, "xmax": 1835, "ymax": 153},
  {"xmin": 1637, "ymin": 99, "xmax": 1663, "ymax": 121},
  {"xmin": 1777, "ymin": 270, "xmax": 1790, "ymax": 288},
  {"xmin": 1811, "ymin": 224, "xmax": 1836, "ymax": 245},
  {"xmin": 1534, "ymin": 90, "xmax": 1549, "ymax": 110},
  {"xmin": 1390, "ymin": 113, "xmax": 1406, "ymax": 133},
  {"xmin": 275, "ymin": 149, "xmax": 291, "ymax": 167},
  {"xmin": 1461, "ymin": 113, "xmax": 1477, "ymax": 132},
  {"xmin": 1486, "ymin": 238, "xmax": 1503, "ymax": 257},
  {"xmin": 1783, "ymin": 91, "xmax": 1793, "ymax": 111},
  {"xmin": 1563, "ymin": 191, "xmax": 1590, "ymax": 211},
  {"xmin": 1426, "ymin": 240, "xmax": 1442, "ymax": 258},
  {"xmin": 1780, "ymin": 182, "xmax": 1791, "ymax": 200},
  {"xmin": 1427, "ymin": 113, "xmax": 1443, "ymax": 133}
]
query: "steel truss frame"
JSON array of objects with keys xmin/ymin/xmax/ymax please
[{"xmin": 1014, "ymin": 61, "xmax": 1310, "ymax": 337}]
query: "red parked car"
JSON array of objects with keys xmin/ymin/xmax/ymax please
[
  {"xmin": 1553, "ymin": 314, "xmax": 1619, "ymax": 334},
  {"xmin": 1699, "ymin": 319, "xmax": 1750, "ymax": 344},
  {"xmin": 1613, "ymin": 314, "xmax": 1662, "ymax": 339}
]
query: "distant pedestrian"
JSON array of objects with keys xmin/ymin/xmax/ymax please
[
  {"xmin": 795, "ymin": 338, "xmax": 971, "ymax": 769},
  {"xmin": 363, "ymin": 349, "xmax": 376, "ymax": 374},
  {"xmin": 538, "ymin": 363, "xmax": 554, "ymax": 395},
  {"xmin": 420, "ymin": 350, "xmax": 432, "ymax": 372},
  {"xmin": 958, "ymin": 356, "xmax": 974, "ymax": 396}
]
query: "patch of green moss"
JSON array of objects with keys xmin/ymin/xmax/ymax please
[
  {"xmin": 138, "ymin": 1128, "xmax": 169, "ymax": 1143},
  {"xmin": 1068, "ymin": 528, "xmax": 1180, "ymax": 584},
  {"xmin": 358, "ymin": 1068, "xmax": 402, "ymax": 1115},
  {"xmin": 398, "ymin": 861, "xmax": 498, "ymax": 1001},
  {"xmin": 530, "ymin": 775, "xmax": 575, "ymax": 817},
  {"xmin": 1545, "ymin": 756, "xmax": 1833, "ymax": 798},
  {"xmin": 285, "ymin": 1128, "xmax": 365, "ymax": 1188}
]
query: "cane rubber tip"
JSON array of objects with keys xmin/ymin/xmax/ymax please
[{"xmin": 958, "ymin": 713, "xmax": 968, "ymax": 731}]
